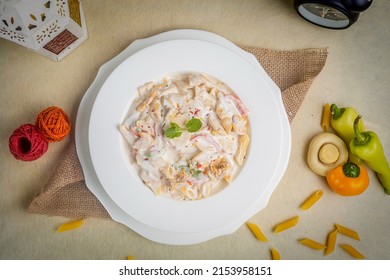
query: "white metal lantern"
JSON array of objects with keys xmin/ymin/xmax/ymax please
[{"xmin": 0, "ymin": 0, "xmax": 87, "ymax": 61}]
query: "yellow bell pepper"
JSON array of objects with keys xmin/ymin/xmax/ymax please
[{"xmin": 326, "ymin": 162, "xmax": 369, "ymax": 196}]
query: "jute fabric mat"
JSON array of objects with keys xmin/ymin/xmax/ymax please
[{"xmin": 28, "ymin": 46, "xmax": 328, "ymax": 219}]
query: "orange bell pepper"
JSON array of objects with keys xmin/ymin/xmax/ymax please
[{"xmin": 326, "ymin": 162, "xmax": 369, "ymax": 196}]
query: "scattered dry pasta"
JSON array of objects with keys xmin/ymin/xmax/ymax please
[
  {"xmin": 246, "ymin": 222, "xmax": 268, "ymax": 242},
  {"xmin": 270, "ymin": 248, "xmax": 281, "ymax": 260},
  {"xmin": 339, "ymin": 244, "xmax": 365, "ymax": 259},
  {"xmin": 321, "ymin": 103, "xmax": 331, "ymax": 132},
  {"xmin": 299, "ymin": 238, "xmax": 327, "ymax": 250},
  {"xmin": 300, "ymin": 190, "xmax": 323, "ymax": 210},
  {"xmin": 324, "ymin": 229, "xmax": 338, "ymax": 255},
  {"xmin": 335, "ymin": 224, "xmax": 360, "ymax": 240},
  {"xmin": 274, "ymin": 216, "xmax": 300, "ymax": 233},
  {"xmin": 56, "ymin": 219, "xmax": 84, "ymax": 233}
]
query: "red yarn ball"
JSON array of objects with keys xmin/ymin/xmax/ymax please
[
  {"xmin": 9, "ymin": 124, "xmax": 48, "ymax": 161},
  {"xmin": 35, "ymin": 106, "xmax": 71, "ymax": 142}
]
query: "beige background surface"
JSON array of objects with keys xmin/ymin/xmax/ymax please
[{"xmin": 1, "ymin": 0, "xmax": 389, "ymax": 260}]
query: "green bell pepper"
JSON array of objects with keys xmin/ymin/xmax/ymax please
[
  {"xmin": 331, "ymin": 104, "xmax": 364, "ymax": 163},
  {"xmin": 350, "ymin": 116, "xmax": 390, "ymax": 195}
]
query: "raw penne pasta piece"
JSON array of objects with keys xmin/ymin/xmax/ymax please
[
  {"xmin": 300, "ymin": 190, "xmax": 323, "ymax": 210},
  {"xmin": 246, "ymin": 222, "xmax": 268, "ymax": 242},
  {"xmin": 321, "ymin": 103, "xmax": 331, "ymax": 132},
  {"xmin": 127, "ymin": 256, "xmax": 135, "ymax": 260},
  {"xmin": 274, "ymin": 216, "xmax": 300, "ymax": 233},
  {"xmin": 234, "ymin": 133, "xmax": 249, "ymax": 166},
  {"xmin": 299, "ymin": 238, "xmax": 327, "ymax": 250},
  {"xmin": 324, "ymin": 229, "xmax": 338, "ymax": 255},
  {"xmin": 56, "ymin": 219, "xmax": 84, "ymax": 232},
  {"xmin": 339, "ymin": 244, "xmax": 365, "ymax": 259},
  {"xmin": 335, "ymin": 224, "xmax": 360, "ymax": 240},
  {"xmin": 270, "ymin": 248, "xmax": 281, "ymax": 260}
]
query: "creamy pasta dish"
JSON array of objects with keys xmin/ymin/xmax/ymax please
[{"xmin": 119, "ymin": 73, "xmax": 250, "ymax": 200}]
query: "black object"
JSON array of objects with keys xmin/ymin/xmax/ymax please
[{"xmin": 293, "ymin": 0, "xmax": 372, "ymax": 29}]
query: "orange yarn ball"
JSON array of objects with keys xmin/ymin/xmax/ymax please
[{"xmin": 35, "ymin": 106, "xmax": 71, "ymax": 142}]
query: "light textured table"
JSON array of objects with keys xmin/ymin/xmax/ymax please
[{"xmin": 1, "ymin": 0, "xmax": 389, "ymax": 260}]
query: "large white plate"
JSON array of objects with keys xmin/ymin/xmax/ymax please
[
  {"xmin": 88, "ymin": 38, "xmax": 285, "ymax": 234},
  {"xmin": 77, "ymin": 29, "xmax": 290, "ymax": 244}
]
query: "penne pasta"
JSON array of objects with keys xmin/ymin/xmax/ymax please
[
  {"xmin": 340, "ymin": 244, "xmax": 365, "ymax": 259},
  {"xmin": 321, "ymin": 103, "xmax": 331, "ymax": 132},
  {"xmin": 221, "ymin": 117, "xmax": 233, "ymax": 134},
  {"xmin": 137, "ymin": 82, "xmax": 168, "ymax": 112},
  {"xmin": 270, "ymin": 247, "xmax": 281, "ymax": 260},
  {"xmin": 234, "ymin": 133, "xmax": 249, "ymax": 166},
  {"xmin": 246, "ymin": 222, "xmax": 268, "ymax": 242},
  {"xmin": 208, "ymin": 114, "xmax": 227, "ymax": 135},
  {"xmin": 299, "ymin": 238, "xmax": 327, "ymax": 250},
  {"xmin": 335, "ymin": 224, "xmax": 360, "ymax": 240},
  {"xmin": 127, "ymin": 256, "xmax": 135, "ymax": 260},
  {"xmin": 119, "ymin": 125, "xmax": 135, "ymax": 145},
  {"xmin": 136, "ymin": 90, "xmax": 157, "ymax": 112},
  {"xmin": 300, "ymin": 190, "xmax": 323, "ymax": 210},
  {"xmin": 56, "ymin": 219, "xmax": 84, "ymax": 233},
  {"xmin": 324, "ymin": 229, "xmax": 338, "ymax": 255},
  {"xmin": 274, "ymin": 216, "xmax": 300, "ymax": 233}
]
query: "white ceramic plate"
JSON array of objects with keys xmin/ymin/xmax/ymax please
[
  {"xmin": 76, "ymin": 29, "xmax": 290, "ymax": 244},
  {"xmin": 88, "ymin": 38, "xmax": 284, "ymax": 234}
]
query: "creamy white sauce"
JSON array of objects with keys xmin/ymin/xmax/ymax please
[{"xmin": 120, "ymin": 73, "xmax": 250, "ymax": 200}]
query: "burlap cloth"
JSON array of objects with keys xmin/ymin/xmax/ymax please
[{"xmin": 28, "ymin": 46, "xmax": 328, "ymax": 219}]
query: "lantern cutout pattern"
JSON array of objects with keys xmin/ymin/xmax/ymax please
[{"xmin": 0, "ymin": 0, "xmax": 87, "ymax": 61}]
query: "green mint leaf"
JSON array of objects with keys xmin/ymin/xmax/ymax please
[
  {"xmin": 164, "ymin": 122, "xmax": 182, "ymax": 139},
  {"xmin": 186, "ymin": 118, "xmax": 202, "ymax": 132}
]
